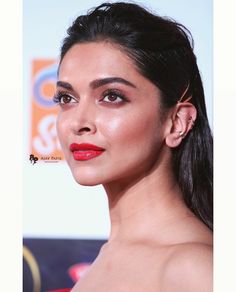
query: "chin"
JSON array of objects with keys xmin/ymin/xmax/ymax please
[
  {"xmin": 74, "ymin": 178, "xmax": 101, "ymax": 187},
  {"xmin": 70, "ymin": 167, "xmax": 105, "ymax": 186}
]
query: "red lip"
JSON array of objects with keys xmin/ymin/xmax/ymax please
[{"xmin": 70, "ymin": 143, "xmax": 105, "ymax": 161}]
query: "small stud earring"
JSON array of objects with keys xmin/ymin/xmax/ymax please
[{"xmin": 179, "ymin": 131, "xmax": 185, "ymax": 137}]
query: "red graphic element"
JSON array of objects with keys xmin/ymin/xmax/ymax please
[
  {"xmin": 47, "ymin": 289, "xmax": 71, "ymax": 292},
  {"xmin": 68, "ymin": 263, "xmax": 91, "ymax": 282}
]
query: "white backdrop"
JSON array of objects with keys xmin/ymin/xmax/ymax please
[{"xmin": 23, "ymin": 0, "xmax": 213, "ymax": 239}]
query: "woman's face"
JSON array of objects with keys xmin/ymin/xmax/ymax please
[{"xmin": 56, "ymin": 42, "xmax": 170, "ymax": 186}]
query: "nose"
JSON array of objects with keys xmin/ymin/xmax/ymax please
[{"xmin": 70, "ymin": 100, "xmax": 97, "ymax": 136}]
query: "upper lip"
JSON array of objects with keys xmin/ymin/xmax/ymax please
[{"xmin": 70, "ymin": 143, "xmax": 105, "ymax": 151}]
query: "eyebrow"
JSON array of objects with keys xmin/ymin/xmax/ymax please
[
  {"xmin": 56, "ymin": 81, "xmax": 73, "ymax": 90},
  {"xmin": 90, "ymin": 77, "xmax": 136, "ymax": 89},
  {"xmin": 56, "ymin": 77, "xmax": 136, "ymax": 91}
]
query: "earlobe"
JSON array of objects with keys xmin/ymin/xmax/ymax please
[
  {"xmin": 166, "ymin": 132, "xmax": 183, "ymax": 148},
  {"xmin": 165, "ymin": 102, "xmax": 197, "ymax": 148}
]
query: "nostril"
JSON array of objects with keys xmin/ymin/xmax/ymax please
[
  {"xmin": 78, "ymin": 127, "xmax": 91, "ymax": 134},
  {"xmin": 74, "ymin": 122, "xmax": 96, "ymax": 135}
]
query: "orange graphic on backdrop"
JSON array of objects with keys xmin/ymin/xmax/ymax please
[{"xmin": 31, "ymin": 59, "xmax": 64, "ymax": 160}]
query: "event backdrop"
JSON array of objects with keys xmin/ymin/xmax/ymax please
[{"xmin": 23, "ymin": 0, "xmax": 212, "ymax": 290}]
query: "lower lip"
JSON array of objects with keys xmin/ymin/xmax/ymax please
[{"xmin": 72, "ymin": 150, "xmax": 104, "ymax": 161}]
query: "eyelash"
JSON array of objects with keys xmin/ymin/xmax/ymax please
[
  {"xmin": 100, "ymin": 89, "xmax": 128, "ymax": 104},
  {"xmin": 53, "ymin": 89, "xmax": 129, "ymax": 105},
  {"xmin": 53, "ymin": 90, "xmax": 77, "ymax": 105}
]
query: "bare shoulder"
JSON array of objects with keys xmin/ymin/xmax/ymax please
[{"xmin": 162, "ymin": 242, "xmax": 213, "ymax": 292}]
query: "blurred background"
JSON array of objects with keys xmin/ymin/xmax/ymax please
[{"xmin": 23, "ymin": 0, "xmax": 212, "ymax": 291}]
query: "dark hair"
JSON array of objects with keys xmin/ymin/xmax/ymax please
[{"xmin": 60, "ymin": 2, "xmax": 213, "ymax": 230}]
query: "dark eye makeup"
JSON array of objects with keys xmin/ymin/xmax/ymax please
[
  {"xmin": 53, "ymin": 90, "xmax": 77, "ymax": 104},
  {"xmin": 53, "ymin": 88, "xmax": 129, "ymax": 106},
  {"xmin": 100, "ymin": 88, "xmax": 129, "ymax": 104}
]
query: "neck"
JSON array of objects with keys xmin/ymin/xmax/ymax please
[{"xmin": 103, "ymin": 153, "xmax": 191, "ymax": 245}]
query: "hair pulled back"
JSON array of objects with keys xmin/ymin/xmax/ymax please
[{"xmin": 60, "ymin": 2, "xmax": 213, "ymax": 230}]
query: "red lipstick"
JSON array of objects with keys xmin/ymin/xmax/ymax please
[{"xmin": 70, "ymin": 143, "xmax": 105, "ymax": 161}]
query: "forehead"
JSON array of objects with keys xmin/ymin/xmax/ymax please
[
  {"xmin": 59, "ymin": 41, "xmax": 140, "ymax": 80},
  {"xmin": 58, "ymin": 41, "xmax": 162, "ymax": 104}
]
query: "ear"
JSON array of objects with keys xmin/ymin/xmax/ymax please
[{"xmin": 165, "ymin": 102, "xmax": 197, "ymax": 148}]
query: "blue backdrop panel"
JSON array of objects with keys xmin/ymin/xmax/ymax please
[{"xmin": 23, "ymin": 238, "xmax": 106, "ymax": 292}]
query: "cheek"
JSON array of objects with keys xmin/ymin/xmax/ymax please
[{"xmin": 98, "ymin": 109, "xmax": 162, "ymax": 150}]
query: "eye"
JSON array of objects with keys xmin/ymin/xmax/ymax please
[
  {"xmin": 53, "ymin": 91, "xmax": 78, "ymax": 105},
  {"xmin": 101, "ymin": 89, "xmax": 128, "ymax": 104}
]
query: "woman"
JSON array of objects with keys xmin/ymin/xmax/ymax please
[{"xmin": 54, "ymin": 2, "xmax": 213, "ymax": 291}]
